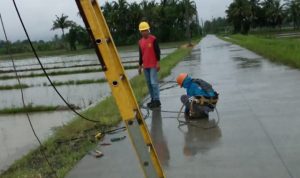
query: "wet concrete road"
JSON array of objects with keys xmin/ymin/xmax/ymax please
[{"xmin": 67, "ymin": 35, "xmax": 300, "ymax": 178}]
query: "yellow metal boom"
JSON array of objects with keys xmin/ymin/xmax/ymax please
[{"xmin": 75, "ymin": 0, "xmax": 165, "ymax": 177}]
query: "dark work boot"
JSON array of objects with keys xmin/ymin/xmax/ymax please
[
  {"xmin": 147, "ymin": 100, "xmax": 153, "ymax": 107},
  {"xmin": 149, "ymin": 100, "xmax": 161, "ymax": 108}
]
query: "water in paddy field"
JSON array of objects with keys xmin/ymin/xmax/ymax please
[
  {"xmin": 0, "ymin": 48, "xmax": 176, "ymax": 109},
  {"xmin": 0, "ymin": 48, "xmax": 176, "ymax": 172}
]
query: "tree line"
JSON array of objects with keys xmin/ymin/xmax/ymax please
[
  {"xmin": 102, "ymin": 0, "xmax": 201, "ymax": 45},
  {"xmin": 0, "ymin": 0, "xmax": 201, "ymax": 55},
  {"xmin": 204, "ymin": 0, "xmax": 300, "ymax": 34},
  {"xmin": 0, "ymin": 36, "xmax": 63, "ymax": 55}
]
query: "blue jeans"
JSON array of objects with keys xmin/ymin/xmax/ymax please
[{"xmin": 144, "ymin": 68, "xmax": 160, "ymax": 101}]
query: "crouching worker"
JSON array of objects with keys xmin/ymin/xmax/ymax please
[{"xmin": 176, "ymin": 73, "xmax": 219, "ymax": 119}]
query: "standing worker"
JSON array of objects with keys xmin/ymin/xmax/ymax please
[{"xmin": 138, "ymin": 21, "xmax": 161, "ymax": 108}]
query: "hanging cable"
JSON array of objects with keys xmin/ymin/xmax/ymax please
[
  {"xmin": 0, "ymin": 13, "xmax": 58, "ymax": 178},
  {"xmin": 12, "ymin": 0, "xmax": 100, "ymax": 123}
]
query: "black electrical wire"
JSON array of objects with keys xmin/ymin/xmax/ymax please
[
  {"xmin": 159, "ymin": 83, "xmax": 178, "ymax": 92},
  {"xmin": 141, "ymin": 80, "xmax": 220, "ymax": 129},
  {"xmin": 105, "ymin": 126, "xmax": 127, "ymax": 134},
  {"xmin": 176, "ymin": 104, "xmax": 220, "ymax": 130},
  {"xmin": 140, "ymin": 80, "xmax": 180, "ymax": 120},
  {"xmin": 55, "ymin": 126, "xmax": 127, "ymax": 144},
  {"xmin": 12, "ymin": 0, "xmax": 100, "ymax": 123},
  {"xmin": 0, "ymin": 13, "xmax": 58, "ymax": 178}
]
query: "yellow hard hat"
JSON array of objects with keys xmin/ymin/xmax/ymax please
[
  {"xmin": 176, "ymin": 73, "xmax": 188, "ymax": 87},
  {"xmin": 139, "ymin": 21, "xmax": 150, "ymax": 31}
]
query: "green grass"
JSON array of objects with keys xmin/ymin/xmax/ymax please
[
  {"xmin": 44, "ymin": 78, "xmax": 107, "ymax": 86},
  {"xmin": 0, "ymin": 83, "xmax": 30, "ymax": 90},
  {"xmin": 0, "ymin": 79, "xmax": 106, "ymax": 92},
  {"xmin": 0, "ymin": 65, "xmax": 139, "ymax": 80},
  {"xmin": 221, "ymin": 34, "xmax": 300, "ymax": 68},
  {"xmin": 0, "ymin": 38, "xmax": 201, "ymax": 178},
  {"xmin": 0, "ymin": 105, "xmax": 59, "ymax": 114},
  {"xmin": 0, "ymin": 104, "xmax": 80, "ymax": 114},
  {"xmin": 249, "ymin": 28, "xmax": 300, "ymax": 37}
]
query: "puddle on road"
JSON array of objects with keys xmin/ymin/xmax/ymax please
[
  {"xmin": 205, "ymin": 43, "xmax": 232, "ymax": 49},
  {"xmin": 230, "ymin": 49, "xmax": 243, "ymax": 52},
  {"xmin": 233, "ymin": 57, "xmax": 262, "ymax": 69}
]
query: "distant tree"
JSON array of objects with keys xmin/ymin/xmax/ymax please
[
  {"xmin": 66, "ymin": 26, "xmax": 77, "ymax": 50},
  {"xmin": 100, "ymin": 0, "xmax": 200, "ymax": 45},
  {"xmin": 261, "ymin": 0, "xmax": 285, "ymax": 28},
  {"xmin": 52, "ymin": 34, "xmax": 60, "ymax": 42},
  {"xmin": 285, "ymin": 0, "xmax": 300, "ymax": 29},
  {"xmin": 51, "ymin": 14, "xmax": 75, "ymax": 38},
  {"xmin": 127, "ymin": 2, "xmax": 143, "ymax": 42},
  {"xmin": 76, "ymin": 26, "xmax": 91, "ymax": 48},
  {"xmin": 226, "ymin": 0, "xmax": 252, "ymax": 34},
  {"xmin": 204, "ymin": 17, "xmax": 229, "ymax": 34},
  {"xmin": 181, "ymin": 0, "xmax": 197, "ymax": 45},
  {"xmin": 249, "ymin": 0, "xmax": 263, "ymax": 27},
  {"xmin": 65, "ymin": 24, "xmax": 91, "ymax": 50},
  {"xmin": 140, "ymin": 0, "xmax": 159, "ymax": 27}
]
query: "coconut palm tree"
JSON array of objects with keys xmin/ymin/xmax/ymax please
[
  {"xmin": 226, "ymin": 0, "xmax": 252, "ymax": 34},
  {"xmin": 183, "ymin": 0, "xmax": 197, "ymax": 45},
  {"xmin": 285, "ymin": 0, "xmax": 300, "ymax": 29},
  {"xmin": 100, "ymin": 0, "xmax": 201, "ymax": 45},
  {"xmin": 51, "ymin": 14, "xmax": 74, "ymax": 38},
  {"xmin": 249, "ymin": 0, "xmax": 261, "ymax": 27},
  {"xmin": 261, "ymin": 0, "xmax": 285, "ymax": 28}
]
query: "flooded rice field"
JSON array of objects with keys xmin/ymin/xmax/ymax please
[
  {"xmin": 0, "ymin": 48, "xmax": 175, "ymax": 109},
  {"xmin": 0, "ymin": 47, "xmax": 176, "ymax": 172}
]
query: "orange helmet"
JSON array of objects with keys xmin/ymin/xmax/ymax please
[{"xmin": 176, "ymin": 73, "xmax": 188, "ymax": 87}]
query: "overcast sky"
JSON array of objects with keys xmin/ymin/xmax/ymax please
[{"xmin": 0, "ymin": 0, "xmax": 232, "ymax": 42}]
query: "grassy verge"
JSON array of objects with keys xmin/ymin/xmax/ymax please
[
  {"xmin": 0, "ymin": 65, "xmax": 138, "ymax": 80},
  {"xmin": 0, "ymin": 83, "xmax": 30, "ymax": 90},
  {"xmin": 0, "ymin": 105, "xmax": 79, "ymax": 114},
  {"xmin": 249, "ymin": 28, "xmax": 300, "ymax": 37},
  {"xmin": 221, "ymin": 34, "xmax": 300, "ymax": 68},
  {"xmin": 0, "ymin": 38, "xmax": 201, "ymax": 178}
]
